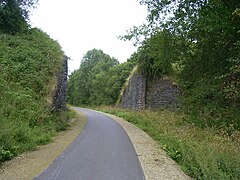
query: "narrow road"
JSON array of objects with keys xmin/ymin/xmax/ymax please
[{"xmin": 34, "ymin": 108, "xmax": 145, "ymax": 180}]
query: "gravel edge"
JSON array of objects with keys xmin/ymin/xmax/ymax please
[
  {"xmin": 0, "ymin": 111, "xmax": 87, "ymax": 180},
  {"xmin": 0, "ymin": 109, "xmax": 191, "ymax": 180},
  {"xmin": 99, "ymin": 111, "xmax": 191, "ymax": 180}
]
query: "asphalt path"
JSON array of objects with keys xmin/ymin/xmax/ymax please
[{"xmin": 34, "ymin": 108, "xmax": 145, "ymax": 180}]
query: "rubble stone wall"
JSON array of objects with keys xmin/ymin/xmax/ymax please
[
  {"xmin": 120, "ymin": 71, "xmax": 180, "ymax": 110},
  {"xmin": 121, "ymin": 73, "xmax": 146, "ymax": 109},
  {"xmin": 52, "ymin": 56, "xmax": 68, "ymax": 111}
]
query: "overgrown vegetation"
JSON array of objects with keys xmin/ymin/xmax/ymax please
[
  {"xmin": 120, "ymin": 0, "xmax": 240, "ymax": 131},
  {"xmin": 0, "ymin": 0, "xmax": 68, "ymax": 163},
  {"xmin": 0, "ymin": 29, "xmax": 69, "ymax": 162},
  {"xmin": 0, "ymin": 0, "xmax": 38, "ymax": 34},
  {"xmin": 96, "ymin": 106, "xmax": 240, "ymax": 179}
]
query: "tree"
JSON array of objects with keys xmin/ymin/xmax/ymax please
[
  {"xmin": 0, "ymin": 0, "xmax": 38, "ymax": 18},
  {"xmin": 136, "ymin": 29, "xmax": 190, "ymax": 77},
  {"xmin": 90, "ymin": 61, "xmax": 135, "ymax": 105},
  {"xmin": 0, "ymin": 0, "xmax": 38, "ymax": 34},
  {"xmin": 67, "ymin": 49, "xmax": 120, "ymax": 106},
  {"xmin": 67, "ymin": 49, "xmax": 135, "ymax": 106}
]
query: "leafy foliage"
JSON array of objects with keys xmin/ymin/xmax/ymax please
[
  {"xmin": 0, "ymin": 28, "xmax": 68, "ymax": 162},
  {"xmin": 0, "ymin": 0, "xmax": 38, "ymax": 34},
  {"xmin": 67, "ymin": 49, "xmax": 135, "ymax": 106},
  {"xmin": 120, "ymin": 0, "xmax": 240, "ymax": 130},
  {"xmin": 136, "ymin": 29, "xmax": 190, "ymax": 77},
  {"xmin": 0, "ymin": 0, "xmax": 38, "ymax": 19}
]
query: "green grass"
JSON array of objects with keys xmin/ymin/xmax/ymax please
[
  {"xmin": 0, "ymin": 109, "xmax": 71, "ymax": 162},
  {"xmin": 96, "ymin": 106, "xmax": 240, "ymax": 180}
]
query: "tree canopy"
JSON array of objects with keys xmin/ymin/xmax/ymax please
[
  {"xmin": 0, "ymin": 0, "xmax": 38, "ymax": 34},
  {"xmin": 67, "ymin": 49, "xmax": 135, "ymax": 106}
]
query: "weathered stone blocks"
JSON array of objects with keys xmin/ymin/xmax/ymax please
[
  {"xmin": 146, "ymin": 77, "xmax": 180, "ymax": 110},
  {"xmin": 121, "ymin": 73, "xmax": 146, "ymax": 109},
  {"xmin": 52, "ymin": 56, "xmax": 68, "ymax": 111},
  {"xmin": 121, "ymin": 72, "xmax": 180, "ymax": 110}
]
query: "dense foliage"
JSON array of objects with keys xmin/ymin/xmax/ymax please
[
  {"xmin": 0, "ymin": 0, "xmax": 37, "ymax": 34},
  {"xmin": 120, "ymin": 0, "xmax": 240, "ymax": 131},
  {"xmin": 0, "ymin": 28, "xmax": 68, "ymax": 162},
  {"xmin": 67, "ymin": 49, "xmax": 135, "ymax": 106},
  {"xmin": 136, "ymin": 29, "xmax": 189, "ymax": 77}
]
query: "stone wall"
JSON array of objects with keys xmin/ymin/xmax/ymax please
[
  {"xmin": 121, "ymin": 73, "xmax": 146, "ymax": 109},
  {"xmin": 146, "ymin": 77, "xmax": 180, "ymax": 110},
  {"xmin": 120, "ymin": 71, "xmax": 180, "ymax": 110},
  {"xmin": 52, "ymin": 56, "xmax": 68, "ymax": 111}
]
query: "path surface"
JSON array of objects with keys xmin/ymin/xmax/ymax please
[{"xmin": 35, "ymin": 108, "xmax": 145, "ymax": 180}]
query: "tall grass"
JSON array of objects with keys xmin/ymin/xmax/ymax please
[{"xmin": 96, "ymin": 106, "xmax": 240, "ymax": 179}]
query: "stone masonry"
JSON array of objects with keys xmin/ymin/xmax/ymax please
[
  {"xmin": 121, "ymin": 73, "xmax": 146, "ymax": 109},
  {"xmin": 146, "ymin": 77, "xmax": 180, "ymax": 110},
  {"xmin": 52, "ymin": 55, "xmax": 68, "ymax": 111},
  {"xmin": 121, "ymin": 71, "xmax": 180, "ymax": 110}
]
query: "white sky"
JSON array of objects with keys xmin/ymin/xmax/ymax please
[{"xmin": 30, "ymin": 0, "xmax": 147, "ymax": 73}]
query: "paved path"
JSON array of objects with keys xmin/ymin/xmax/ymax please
[{"xmin": 34, "ymin": 108, "xmax": 145, "ymax": 180}]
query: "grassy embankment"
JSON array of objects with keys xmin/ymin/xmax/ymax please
[
  {"xmin": 96, "ymin": 106, "xmax": 240, "ymax": 179},
  {"xmin": 0, "ymin": 29, "xmax": 73, "ymax": 163}
]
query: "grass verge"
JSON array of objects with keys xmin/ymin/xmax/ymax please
[
  {"xmin": 0, "ymin": 108, "xmax": 76, "ymax": 164},
  {"xmin": 95, "ymin": 106, "xmax": 240, "ymax": 180},
  {"xmin": 0, "ymin": 108, "xmax": 87, "ymax": 179}
]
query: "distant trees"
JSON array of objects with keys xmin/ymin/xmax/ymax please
[{"xmin": 67, "ymin": 49, "xmax": 134, "ymax": 106}]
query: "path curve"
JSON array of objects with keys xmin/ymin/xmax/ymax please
[
  {"xmin": 35, "ymin": 108, "xmax": 145, "ymax": 180},
  {"xmin": 98, "ymin": 110, "xmax": 191, "ymax": 180}
]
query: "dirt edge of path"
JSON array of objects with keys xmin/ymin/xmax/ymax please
[
  {"xmin": 1, "ymin": 108, "xmax": 190, "ymax": 180},
  {"xmin": 98, "ymin": 111, "xmax": 191, "ymax": 180},
  {"xmin": 0, "ymin": 111, "xmax": 87, "ymax": 180}
]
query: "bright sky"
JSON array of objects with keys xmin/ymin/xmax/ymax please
[{"xmin": 30, "ymin": 0, "xmax": 147, "ymax": 73}]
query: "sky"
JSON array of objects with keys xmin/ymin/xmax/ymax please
[{"xmin": 30, "ymin": 0, "xmax": 147, "ymax": 73}]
